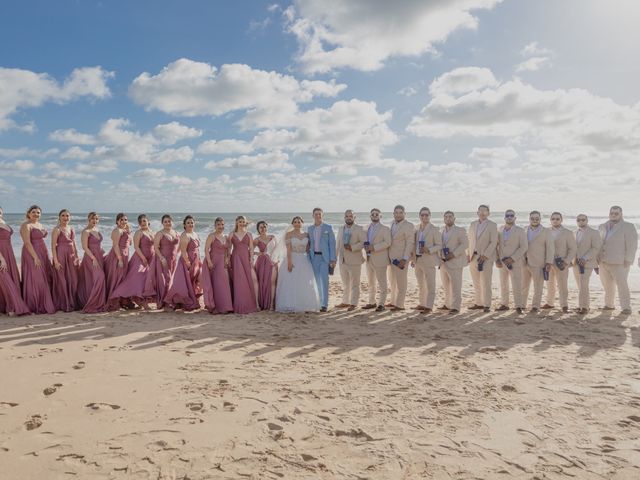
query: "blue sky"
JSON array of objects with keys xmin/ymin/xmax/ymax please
[{"xmin": 1, "ymin": 0, "xmax": 639, "ymax": 213}]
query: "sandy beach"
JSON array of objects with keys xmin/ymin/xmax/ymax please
[{"xmin": 1, "ymin": 274, "xmax": 640, "ymax": 479}]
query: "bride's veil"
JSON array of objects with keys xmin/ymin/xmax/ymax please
[{"xmin": 271, "ymin": 224, "xmax": 294, "ymax": 265}]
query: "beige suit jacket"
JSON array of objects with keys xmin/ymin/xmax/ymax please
[
  {"xmin": 441, "ymin": 225, "xmax": 468, "ymax": 269},
  {"xmin": 575, "ymin": 226, "xmax": 602, "ymax": 269},
  {"xmin": 411, "ymin": 223, "xmax": 442, "ymax": 267},
  {"xmin": 497, "ymin": 225, "xmax": 527, "ymax": 267},
  {"xmin": 365, "ymin": 223, "xmax": 392, "ymax": 268},
  {"xmin": 388, "ymin": 220, "xmax": 415, "ymax": 262},
  {"xmin": 550, "ymin": 226, "xmax": 577, "ymax": 265},
  {"xmin": 337, "ymin": 224, "xmax": 366, "ymax": 266},
  {"xmin": 468, "ymin": 219, "xmax": 499, "ymax": 262},
  {"xmin": 524, "ymin": 226, "xmax": 554, "ymax": 268},
  {"xmin": 598, "ymin": 221, "xmax": 638, "ymax": 265}
]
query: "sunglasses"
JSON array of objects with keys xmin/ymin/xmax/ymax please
[{"xmin": 505, "ymin": 214, "xmax": 515, "ymax": 218}]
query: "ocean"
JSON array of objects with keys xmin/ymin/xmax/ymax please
[{"xmin": 4, "ymin": 211, "xmax": 640, "ymax": 292}]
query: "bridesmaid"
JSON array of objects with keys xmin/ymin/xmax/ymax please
[
  {"xmin": 201, "ymin": 217, "xmax": 233, "ymax": 314},
  {"xmin": 228, "ymin": 215, "xmax": 258, "ymax": 314},
  {"xmin": 110, "ymin": 214, "xmax": 155, "ymax": 309},
  {"xmin": 144, "ymin": 214, "xmax": 179, "ymax": 309},
  {"xmin": 164, "ymin": 215, "xmax": 201, "ymax": 311},
  {"xmin": 254, "ymin": 221, "xmax": 278, "ymax": 310},
  {"xmin": 20, "ymin": 205, "xmax": 55, "ymax": 314},
  {"xmin": 0, "ymin": 206, "xmax": 30, "ymax": 316},
  {"xmin": 104, "ymin": 213, "xmax": 133, "ymax": 311},
  {"xmin": 51, "ymin": 209, "xmax": 80, "ymax": 312},
  {"xmin": 78, "ymin": 212, "xmax": 107, "ymax": 313}
]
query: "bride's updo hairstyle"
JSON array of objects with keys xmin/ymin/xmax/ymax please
[{"xmin": 291, "ymin": 216, "xmax": 303, "ymax": 225}]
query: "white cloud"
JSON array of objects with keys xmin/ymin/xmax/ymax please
[
  {"xmin": 76, "ymin": 159, "xmax": 118, "ymax": 173},
  {"xmin": 515, "ymin": 56, "xmax": 551, "ymax": 72},
  {"xmin": 469, "ymin": 146, "xmax": 518, "ymax": 167},
  {"xmin": 60, "ymin": 146, "xmax": 91, "ymax": 160},
  {"xmin": 205, "ymin": 151, "xmax": 293, "ymax": 171},
  {"xmin": 129, "ymin": 58, "xmax": 345, "ymax": 127},
  {"xmin": 0, "ymin": 147, "xmax": 59, "ymax": 158},
  {"xmin": 0, "ymin": 159, "xmax": 35, "ymax": 171},
  {"xmin": 429, "ymin": 66, "xmax": 498, "ymax": 96},
  {"xmin": 44, "ymin": 161, "xmax": 95, "ymax": 179},
  {"xmin": 49, "ymin": 128, "xmax": 97, "ymax": 145},
  {"xmin": 285, "ymin": 0, "xmax": 502, "ymax": 74},
  {"xmin": 153, "ymin": 121, "xmax": 202, "ymax": 145},
  {"xmin": 520, "ymin": 41, "xmax": 552, "ymax": 57},
  {"xmin": 0, "ymin": 66, "xmax": 113, "ymax": 132},
  {"xmin": 197, "ymin": 139, "xmax": 254, "ymax": 155},
  {"xmin": 397, "ymin": 85, "xmax": 419, "ymax": 97}
]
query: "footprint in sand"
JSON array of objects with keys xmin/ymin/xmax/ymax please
[
  {"xmin": 186, "ymin": 401, "xmax": 203, "ymax": 412},
  {"xmin": 223, "ymin": 401, "xmax": 236, "ymax": 412},
  {"xmin": 43, "ymin": 384, "xmax": 63, "ymax": 396},
  {"xmin": 24, "ymin": 414, "xmax": 44, "ymax": 431},
  {"xmin": 0, "ymin": 402, "xmax": 19, "ymax": 408},
  {"xmin": 72, "ymin": 361, "xmax": 86, "ymax": 370},
  {"xmin": 85, "ymin": 403, "xmax": 121, "ymax": 411}
]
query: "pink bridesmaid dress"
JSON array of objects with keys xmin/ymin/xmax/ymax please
[
  {"xmin": 77, "ymin": 231, "xmax": 107, "ymax": 313},
  {"xmin": 110, "ymin": 233, "xmax": 155, "ymax": 305},
  {"xmin": 104, "ymin": 230, "xmax": 132, "ymax": 310},
  {"xmin": 144, "ymin": 233, "xmax": 179, "ymax": 309},
  {"xmin": 201, "ymin": 236, "xmax": 233, "ymax": 314},
  {"xmin": 164, "ymin": 236, "xmax": 201, "ymax": 311},
  {"xmin": 0, "ymin": 225, "xmax": 30, "ymax": 315},
  {"xmin": 230, "ymin": 233, "xmax": 257, "ymax": 314},
  {"xmin": 255, "ymin": 238, "xmax": 275, "ymax": 310},
  {"xmin": 21, "ymin": 227, "xmax": 56, "ymax": 314},
  {"xmin": 51, "ymin": 228, "xmax": 80, "ymax": 312}
]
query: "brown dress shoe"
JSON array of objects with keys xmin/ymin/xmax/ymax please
[
  {"xmin": 515, "ymin": 307, "xmax": 524, "ymax": 314},
  {"xmin": 347, "ymin": 305, "xmax": 356, "ymax": 311},
  {"xmin": 421, "ymin": 308, "xmax": 432, "ymax": 314},
  {"xmin": 413, "ymin": 305, "xmax": 427, "ymax": 311},
  {"xmin": 449, "ymin": 309, "xmax": 459, "ymax": 314},
  {"xmin": 541, "ymin": 304, "xmax": 554, "ymax": 309},
  {"xmin": 385, "ymin": 303, "xmax": 395, "ymax": 308},
  {"xmin": 336, "ymin": 303, "xmax": 350, "ymax": 308},
  {"xmin": 361, "ymin": 303, "xmax": 376, "ymax": 310},
  {"xmin": 530, "ymin": 307, "xmax": 539, "ymax": 313},
  {"xmin": 483, "ymin": 307, "xmax": 491, "ymax": 313},
  {"xmin": 375, "ymin": 305, "xmax": 386, "ymax": 312},
  {"xmin": 437, "ymin": 305, "xmax": 450, "ymax": 311},
  {"xmin": 496, "ymin": 305, "xmax": 509, "ymax": 311},
  {"xmin": 562, "ymin": 306, "xmax": 569, "ymax": 313},
  {"xmin": 468, "ymin": 304, "xmax": 484, "ymax": 310}
]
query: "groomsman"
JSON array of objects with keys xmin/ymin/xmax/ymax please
[
  {"xmin": 598, "ymin": 206, "xmax": 638, "ymax": 314},
  {"xmin": 439, "ymin": 211, "xmax": 468, "ymax": 314},
  {"xmin": 410, "ymin": 207, "xmax": 442, "ymax": 313},
  {"xmin": 308, "ymin": 207, "xmax": 336, "ymax": 312},
  {"xmin": 362, "ymin": 208, "xmax": 392, "ymax": 312},
  {"xmin": 543, "ymin": 212, "xmax": 577, "ymax": 313},
  {"xmin": 467, "ymin": 205, "xmax": 498, "ymax": 312},
  {"xmin": 387, "ymin": 205, "xmax": 415, "ymax": 310},
  {"xmin": 522, "ymin": 211, "xmax": 554, "ymax": 312},
  {"xmin": 336, "ymin": 210, "xmax": 366, "ymax": 311},
  {"xmin": 496, "ymin": 209, "xmax": 527, "ymax": 314},
  {"xmin": 573, "ymin": 214, "xmax": 602, "ymax": 314}
]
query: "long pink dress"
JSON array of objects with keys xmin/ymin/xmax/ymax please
[
  {"xmin": 255, "ymin": 238, "xmax": 276, "ymax": 310},
  {"xmin": 21, "ymin": 227, "xmax": 56, "ymax": 314},
  {"xmin": 230, "ymin": 233, "xmax": 257, "ymax": 314},
  {"xmin": 201, "ymin": 236, "xmax": 233, "ymax": 314},
  {"xmin": 164, "ymin": 236, "xmax": 201, "ymax": 311},
  {"xmin": 51, "ymin": 228, "xmax": 80, "ymax": 312},
  {"xmin": 0, "ymin": 225, "xmax": 30, "ymax": 315},
  {"xmin": 110, "ymin": 233, "xmax": 155, "ymax": 304},
  {"xmin": 144, "ymin": 233, "xmax": 179, "ymax": 309},
  {"xmin": 78, "ymin": 231, "xmax": 107, "ymax": 313},
  {"xmin": 104, "ymin": 230, "xmax": 132, "ymax": 311}
]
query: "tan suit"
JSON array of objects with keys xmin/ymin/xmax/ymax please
[
  {"xmin": 573, "ymin": 226, "xmax": 602, "ymax": 309},
  {"xmin": 440, "ymin": 225, "xmax": 468, "ymax": 310},
  {"xmin": 411, "ymin": 223, "xmax": 442, "ymax": 309},
  {"xmin": 522, "ymin": 226, "xmax": 554, "ymax": 309},
  {"xmin": 365, "ymin": 223, "xmax": 392, "ymax": 306},
  {"xmin": 467, "ymin": 219, "xmax": 498, "ymax": 308},
  {"xmin": 387, "ymin": 220, "xmax": 415, "ymax": 308},
  {"xmin": 546, "ymin": 226, "xmax": 577, "ymax": 308},
  {"xmin": 497, "ymin": 225, "xmax": 527, "ymax": 308},
  {"xmin": 337, "ymin": 224, "xmax": 366, "ymax": 306},
  {"xmin": 598, "ymin": 221, "xmax": 638, "ymax": 310}
]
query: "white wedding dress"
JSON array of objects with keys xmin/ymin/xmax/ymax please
[{"xmin": 275, "ymin": 236, "xmax": 320, "ymax": 312}]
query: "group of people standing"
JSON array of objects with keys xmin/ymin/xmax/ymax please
[{"xmin": 0, "ymin": 204, "xmax": 637, "ymax": 317}]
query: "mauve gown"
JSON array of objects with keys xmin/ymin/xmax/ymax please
[
  {"xmin": 164, "ymin": 236, "xmax": 201, "ymax": 311},
  {"xmin": 255, "ymin": 238, "xmax": 275, "ymax": 310},
  {"xmin": 230, "ymin": 233, "xmax": 257, "ymax": 314},
  {"xmin": 21, "ymin": 227, "xmax": 56, "ymax": 314},
  {"xmin": 51, "ymin": 228, "xmax": 80, "ymax": 312},
  {"xmin": 104, "ymin": 230, "xmax": 132, "ymax": 310},
  {"xmin": 78, "ymin": 231, "xmax": 107, "ymax": 313},
  {"xmin": 144, "ymin": 233, "xmax": 179, "ymax": 309},
  {"xmin": 110, "ymin": 233, "xmax": 155, "ymax": 303},
  {"xmin": 0, "ymin": 225, "xmax": 30, "ymax": 315},
  {"xmin": 201, "ymin": 235, "xmax": 233, "ymax": 314}
]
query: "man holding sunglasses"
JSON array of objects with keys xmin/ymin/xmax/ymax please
[
  {"xmin": 496, "ymin": 209, "xmax": 527, "ymax": 314},
  {"xmin": 573, "ymin": 214, "xmax": 601, "ymax": 314},
  {"xmin": 362, "ymin": 208, "xmax": 392, "ymax": 312},
  {"xmin": 467, "ymin": 204, "xmax": 498, "ymax": 313}
]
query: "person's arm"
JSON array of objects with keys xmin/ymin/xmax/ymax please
[
  {"xmin": 154, "ymin": 232, "xmax": 167, "ymax": 266},
  {"xmin": 625, "ymin": 224, "xmax": 638, "ymax": 266},
  {"xmin": 328, "ymin": 226, "xmax": 336, "ymax": 264},
  {"xmin": 452, "ymin": 229, "xmax": 468, "ymax": 259},
  {"xmin": 204, "ymin": 234, "xmax": 214, "ymax": 269},
  {"xmin": 564, "ymin": 230, "xmax": 577, "ymax": 267},
  {"xmin": 428, "ymin": 227, "xmax": 443, "ymax": 255},
  {"xmin": 510, "ymin": 229, "xmax": 528, "ymax": 262},
  {"xmin": 585, "ymin": 230, "xmax": 602, "ymax": 263},
  {"xmin": 111, "ymin": 228, "xmax": 124, "ymax": 267},
  {"xmin": 133, "ymin": 231, "xmax": 147, "ymax": 266},
  {"xmin": 0, "ymin": 252, "xmax": 7, "ymax": 272},
  {"xmin": 20, "ymin": 224, "xmax": 41, "ymax": 267},
  {"xmin": 483, "ymin": 223, "xmax": 499, "ymax": 260},
  {"xmin": 544, "ymin": 230, "xmax": 555, "ymax": 268},
  {"xmin": 51, "ymin": 227, "xmax": 61, "ymax": 270},
  {"xmin": 286, "ymin": 233, "xmax": 294, "ymax": 272},
  {"xmin": 70, "ymin": 228, "xmax": 80, "ymax": 265},
  {"xmin": 179, "ymin": 233, "xmax": 191, "ymax": 268},
  {"xmin": 81, "ymin": 231, "xmax": 98, "ymax": 267},
  {"xmin": 401, "ymin": 225, "xmax": 414, "ymax": 262},
  {"xmin": 373, "ymin": 228, "xmax": 391, "ymax": 252}
]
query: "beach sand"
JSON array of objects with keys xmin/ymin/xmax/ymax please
[{"xmin": 1, "ymin": 272, "xmax": 640, "ymax": 479}]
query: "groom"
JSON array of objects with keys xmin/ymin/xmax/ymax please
[{"xmin": 308, "ymin": 207, "xmax": 337, "ymax": 312}]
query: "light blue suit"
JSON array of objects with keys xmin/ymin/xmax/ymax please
[{"xmin": 308, "ymin": 223, "xmax": 336, "ymax": 308}]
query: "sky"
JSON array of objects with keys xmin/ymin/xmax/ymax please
[{"xmin": 1, "ymin": 0, "xmax": 640, "ymax": 214}]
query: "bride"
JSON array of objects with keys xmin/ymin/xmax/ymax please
[{"xmin": 275, "ymin": 216, "xmax": 320, "ymax": 312}]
